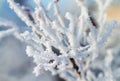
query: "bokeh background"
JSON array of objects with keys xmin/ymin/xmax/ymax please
[{"xmin": 0, "ymin": 0, "xmax": 120, "ymax": 81}]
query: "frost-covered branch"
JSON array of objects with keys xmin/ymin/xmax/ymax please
[
  {"xmin": 0, "ymin": 18, "xmax": 21, "ymax": 40},
  {"xmin": 0, "ymin": 0, "xmax": 119, "ymax": 81}
]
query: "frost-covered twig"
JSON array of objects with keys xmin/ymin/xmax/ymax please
[
  {"xmin": 0, "ymin": 18, "xmax": 21, "ymax": 40},
  {"xmin": 0, "ymin": 0, "xmax": 119, "ymax": 81}
]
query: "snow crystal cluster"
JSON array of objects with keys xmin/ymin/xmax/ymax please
[{"xmin": 0, "ymin": 0, "xmax": 120, "ymax": 81}]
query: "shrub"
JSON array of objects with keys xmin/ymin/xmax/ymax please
[{"xmin": 0, "ymin": 0, "xmax": 120, "ymax": 81}]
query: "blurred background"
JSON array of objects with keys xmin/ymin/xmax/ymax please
[
  {"xmin": 107, "ymin": 0, "xmax": 120, "ymax": 21},
  {"xmin": 0, "ymin": 0, "xmax": 120, "ymax": 81}
]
